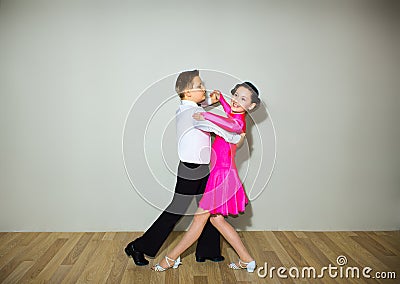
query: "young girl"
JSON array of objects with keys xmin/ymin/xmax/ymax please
[{"xmin": 153, "ymin": 82, "xmax": 261, "ymax": 273}]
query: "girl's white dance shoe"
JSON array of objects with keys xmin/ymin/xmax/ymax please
[
  {"xmin": 228, "ymin": 259, "xmax": 256, "ymax": 273},
  {"xmin": 152, "ymin": 256, "xmax": 181, "ymax": 272}
]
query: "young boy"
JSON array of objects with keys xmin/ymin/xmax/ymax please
[{"xmin": 125, "ymin": 70, "xmax": 242, "ymax": 266}]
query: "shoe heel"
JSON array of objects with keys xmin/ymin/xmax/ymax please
[
  {"xmin": 246, "ymin": 261, "xmax": 256, "ymax": 273},
  {"xmin": 173, "ymin": 256, "xmax": 182, "ymax": 269},
  {"xmin": 124, "ymin": 247, "xmax": 131, "ymax": 257}
]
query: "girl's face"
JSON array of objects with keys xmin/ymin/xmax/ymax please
[{"xmin": 231, "ymin": 86, "xmax": 256, "ymax": 113}]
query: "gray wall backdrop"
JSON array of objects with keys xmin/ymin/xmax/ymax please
[{"xmin": 0, "ymin": 0, "xmax": 399, "ymax": 232}]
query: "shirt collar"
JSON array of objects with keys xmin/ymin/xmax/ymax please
[{"xmin": 181, "ymin": 100, "xmax": 199, "ymax": 107}]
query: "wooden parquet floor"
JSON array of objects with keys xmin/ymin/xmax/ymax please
[{"xmin": 0, "ymin": 231, "xmax": 399, "ymax": 283}]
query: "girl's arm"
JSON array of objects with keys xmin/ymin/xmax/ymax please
[
  {"xmin": 200, "ymin": 112, "xmax": 243, "ymax": 134},
  {"xmin": 193, "ymin": 120, "xmax": 242, "ymax": 144},
  {"xmin": 218, "ymin": 93, "xmax": 232, "ymax": 115}
]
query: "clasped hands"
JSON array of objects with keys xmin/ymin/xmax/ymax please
[{"xmin": 192, "ymin": 90, "xmax": 221, "ymax": 121}]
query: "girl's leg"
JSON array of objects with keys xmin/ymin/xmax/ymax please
[
  {"xmin": 157, "ymin": 209, "xmax": 211, "ymax": 268},
  {"xmin": 210, "ymin": 215, "xmax": 253, "ymax": 263}
]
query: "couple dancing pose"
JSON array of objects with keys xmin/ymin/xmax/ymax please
[{"xmin": 125, "ymin": 70, "xmax": 261, "ymax": 273}]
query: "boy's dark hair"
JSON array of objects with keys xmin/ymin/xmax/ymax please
[
  {"xmin": 230, "ymin": 81, "xmax": 261, "ymax": 106},
  {"xmin": 175, "ymin": 70, "xmax": 199, "ymax": 99}
]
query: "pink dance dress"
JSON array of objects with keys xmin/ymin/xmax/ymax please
[{"xmin": 198, "ymin": 94, "xmax": 248, "ymax": 216}]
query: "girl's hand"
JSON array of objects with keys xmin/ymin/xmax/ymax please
[
  {"xmin": 192, "ymin": 112, "xmax": 205, "ymax": 121},
  {"xmin": 237, "ymin": 133, "xmax": 246, "ymax": 148},
  {"xmin": 209, "ymin": 90, "xmax": 221, "ymax": 103}
]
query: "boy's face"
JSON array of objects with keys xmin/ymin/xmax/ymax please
[{"xmin": 183, "ymin": 76, "xmax": 206, "ymax": 103}]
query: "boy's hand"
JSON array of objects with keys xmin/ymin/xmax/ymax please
[
  {"xmin": 209, "ymin": 90, "xmax": 221, "ymax": 104},
  {"xmin": 192, "ymin": 112, "xmax": 205, "ymax": 121}
]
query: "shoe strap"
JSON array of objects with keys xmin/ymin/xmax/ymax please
[
  {"xmin": 153, "ymin": 264, "xmax": 165, "ymax": 272},
  {"xmin": 238, "ymin": 259, "xmax": 249, "ymax": 269},
  {"xmin": 165, "ymin": 256, "xmax": 176, "ymax": 267}
]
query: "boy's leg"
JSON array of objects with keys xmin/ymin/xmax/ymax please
[
  {"xmin": 132, "ymin": 210, "xmax": 182, "ymax": 257},
  {"xmin": 195, "ymin": 173, "xmax": 223, "ymax": 261},
  {"xmin": 127, "ymin": 162, "xmax": 207, "ymax": 258},
  {"xmin": 157, "ymin": 209, "xmax": 211, "ymax": 267},
  {"xmin": 196, "ymin": 219, "xmax": 222, "ymax": 259}
]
